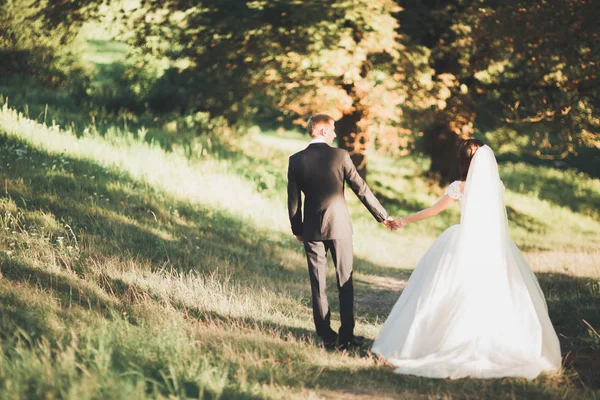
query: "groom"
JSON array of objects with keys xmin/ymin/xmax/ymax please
[{"xmin": 287, "ymin": 113, "xmax": 393, "ymax": 350}]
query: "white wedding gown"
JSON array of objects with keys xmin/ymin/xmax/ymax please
[{"xmin": 371, "ymin": 146, "xmax": 561, "ymax": 379}]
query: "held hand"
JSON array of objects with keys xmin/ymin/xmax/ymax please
[
  {"xmin": 383, "ymin": 216, "xmax": 395, "ymax": 231},
  {"xmin": 390, "ymin": 218, "xmax": 406, "ymax": 230},
  {"xmin": 295, "ymin": 235, "xmax": 304, "ymax": 243}
]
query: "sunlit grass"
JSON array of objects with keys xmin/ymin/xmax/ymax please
[
  {"xmin": 0, "ymin": 105, "xmax": 287, "ymax": 232},
  {"xmin": 0, "ymin": 104, "xmax": 599, "ymax": 399}
]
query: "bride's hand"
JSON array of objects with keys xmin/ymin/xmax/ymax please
[{"xmin": 391, "ymin": 218, "xmax": 406, "ymax": 230}]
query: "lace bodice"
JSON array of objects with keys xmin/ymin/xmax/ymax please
[
  {"xmin": 445, "ymin": 180, "xmax": 464, "ymax": 200},
  {"xmin": 444, "ymin": 179, "xmax": 505, "ymax": 206}
]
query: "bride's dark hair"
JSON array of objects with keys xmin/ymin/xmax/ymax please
[{"xmin": 458, "ymin": 139, "xmax": 485, "ymax": 180}]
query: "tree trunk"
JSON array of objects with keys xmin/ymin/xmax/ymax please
[
  {"xmin": 423, "ymin": 118, "xmax": 462, "ymax": 184},
  {"xmin": 336, "ymin": 107, "xmax": 368, "ymax": 180},
  {"xmin": 336, "ymin": 81, "xmax": 370, "ymax": 180}
]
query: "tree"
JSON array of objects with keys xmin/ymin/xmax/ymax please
[
  {"xmin": 396, "ymin": 0, "xmax": 489, "ymax": 182},
  {"xmin": 397, "ymin": 0, "xmax": 600, "ymax": 182},
  {"xmin": 1, "ymin": 0, "xmax": 100, "ymax": 87},
  {"xmin": 473, "ymin": 0, "xmax": 599, "ymax": 159},
  {"xmin": 1, "ymin": 1, "xmax": 64, "ymax": 83}
]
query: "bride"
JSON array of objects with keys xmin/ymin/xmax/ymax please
[{"xmin": 371, "ymin": 140, "xmax": 561, "ymax": 379}]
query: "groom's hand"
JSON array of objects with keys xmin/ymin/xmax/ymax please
[
  {"xmin": 295, "ymin": 235, "xmax": 304, "ymax": 243},
  {"xmin": 383, "ymin": 216, "xmax": 395, "ymax": 231}
]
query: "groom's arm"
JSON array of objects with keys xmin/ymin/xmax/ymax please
[
  {"xmin": 342, "ymin": 151, "xmax": 388, "ymax": 222},
  {"xmin": 287, "ymin": 157, "xmax": 303, "ymax": 237}
]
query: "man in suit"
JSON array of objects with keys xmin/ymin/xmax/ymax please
[{"xmin": 287, "ymin": 113, "xmax": 393, "ymax": 350}]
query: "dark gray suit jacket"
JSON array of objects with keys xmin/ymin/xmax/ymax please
[{"xmin": 287, "ymin": 143, "xmax": 388, "ymax": 240}]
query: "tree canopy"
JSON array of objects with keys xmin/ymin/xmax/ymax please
[
  {"xmin": 115, "ymin": 0, "xmax": 438, "ymax": 177},
  {"xmin": 6, "ymin": 0, "xmax": 600, "ymax": 180}
]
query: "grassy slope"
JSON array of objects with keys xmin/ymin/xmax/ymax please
[{"xmin": 0, "ymin": 104, "xmax": 599, "ymax": 399}]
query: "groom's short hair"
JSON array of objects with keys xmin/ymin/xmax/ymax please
[{"xmin": 307, "ymin": 113, "xmax": 334, "ymax": 137}]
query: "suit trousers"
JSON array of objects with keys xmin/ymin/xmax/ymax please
[{"xmin": 304, "ymin": 238, "xmax": 354, "ymax": 345}]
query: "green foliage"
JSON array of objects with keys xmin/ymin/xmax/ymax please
[
  {"xmin": 118, "ymin": 1, "xmax": 426, "ymax": 136},
  {"xmin": 3, "ymin": 0, "xmax": 600, "ymax": 185},
  {"xmin": 474, "ymin": 0, "xmax": 599, "ymax": 154},
  {"xmin": 399, "ymin": 0, "xmax": 600, "ymax": 180},
  {"xmin": 0, "ymin": 1, "xmax": 91, "ymax": 94}
]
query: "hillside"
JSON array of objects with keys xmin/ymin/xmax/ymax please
[{"xmin": 0, "ymin": 103, "xmax": 599, "ymax": 399}]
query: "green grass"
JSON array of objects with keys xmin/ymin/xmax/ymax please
[{"xmin": 0, "ymin": 103, "xmax": 599, "ymax": 399}]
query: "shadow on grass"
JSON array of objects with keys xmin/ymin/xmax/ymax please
[
  {"xmin": 502, "ymin": 167, "xmax": 600, "ymax": 220},
  {"xmin": 302, "ymin": 366, "xmax": 558, "ymax": 399},
  {"xmin": 506, "ymin": 205, "xmax": 549, "ymax": 234},
  {"xmin": 538, "ymin": 272, "xmax": 600, "ymax": 390},
  {"xmin": 0, "ymin": 133, "xmax": 296, "ymax": 274},
  {"xmin": 2, "ymin": 260, "xmax": 597, "ymax": 397},
  {"xmin": 0, "ymin": 275, "xmax": 64, "ymax": 344},
  {"xmin": 1, "ymin": 258, "xmax": 118, "ymax": 316},
  {"xmin": 92, "ymin": 266, "xmax": 599, "ymax": 398}
]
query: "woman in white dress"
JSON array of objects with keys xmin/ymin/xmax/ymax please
[{"xmin": 371, "ymin": 140, "xmax": 561, "ymax": 379}]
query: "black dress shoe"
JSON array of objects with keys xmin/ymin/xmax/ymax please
[
  {"xmin": 350, "ymin": 335, "xmax": 365, "ymax": 347},
  {"xmin": 322, "ymin": 336, "xmax": 338, "ymax": 350},
  {"xmin": 338, "ymin": 335, "xmax": 365, "ymax": 350},
  {"xmin": 323, "ymin": 340, "xmax": 336, "ymax": 351}
]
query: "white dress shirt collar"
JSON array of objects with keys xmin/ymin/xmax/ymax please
[{"xmin": 309, "ymin": 137, "xmax": 328, "ymax": 145}]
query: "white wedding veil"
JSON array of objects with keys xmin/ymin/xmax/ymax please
[
  {"xmin": 459, "ymin": 145, "xmax": 508, "ymax": 255},
  {"xmin": 451, "ymin": 144, "xmax": 559, "ymax": 365},
  {"xmin": 452, "ymin": 145, "xmax": 514, "ymax": 336}
]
